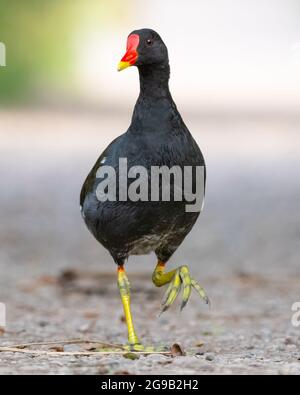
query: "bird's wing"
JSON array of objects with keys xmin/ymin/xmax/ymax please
[{"xmin": 80, "ymin": 135, "xmax": 124, "ymax": 207}]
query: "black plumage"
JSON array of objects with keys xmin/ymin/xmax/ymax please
[{"xmin": 80, "ymin": 28, "xmax": 205, "ymax": 267}]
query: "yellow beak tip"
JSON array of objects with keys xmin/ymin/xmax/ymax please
[{"xmin": 117, "ymin": 61, "xmax": 130, "ymax": 72}]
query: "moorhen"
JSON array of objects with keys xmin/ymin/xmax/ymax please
[{"xmin": 80, "ymin": 28, "xmax": 209, "ymax": 351}]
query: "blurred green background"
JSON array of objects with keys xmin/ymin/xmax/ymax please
[
  {"xmin": 0, "ymin": 0, "xmax": 73, "ymax": 102},
  {"xmin": 0, "ymin": 0, "xmax": 128, "ymax": 103}
]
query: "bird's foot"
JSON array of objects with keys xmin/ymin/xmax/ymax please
[
  {"xmin": 95, "ymin": 343, "xmax": 168, "ymax": 353},
  {"xmin": 124, "ymin": 343, "xmax": 169, "ymax": 353},
  {"xmin": 160, "ymin": 265, "xmax": 210, "ymax": 314}
]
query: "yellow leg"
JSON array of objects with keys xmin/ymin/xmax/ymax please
[
  {"xmin": 117, "ymin": 265, "xmax": 140, "ymax": 347},
  {"xmin": 117, "ymin": 265, "xmax": 169, "ymax": 352},
  {"xmin": 152, "ymin": 261, "xmax": 210, "ymax": 314}
]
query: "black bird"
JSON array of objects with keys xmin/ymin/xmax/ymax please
[{"xmin": 80, "ymin": 28, "xmax": 209, "ymax": 351}]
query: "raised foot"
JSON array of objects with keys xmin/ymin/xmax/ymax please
[{"xmin": 160, "ymin": 265, "xmax": 210, "ymax": 314}]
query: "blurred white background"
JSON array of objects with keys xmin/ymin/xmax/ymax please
[{"xmin": 75, "ymin": 0, "xmax": 300, "ymax": 114}]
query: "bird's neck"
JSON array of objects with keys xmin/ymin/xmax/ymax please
[
  {"xmin": 138, "ymin": 63, "xmax": 171, "ymax": 99},
  {"xmin": 129, "ymin": 62, "xmax": 180, "ymax": 135}
]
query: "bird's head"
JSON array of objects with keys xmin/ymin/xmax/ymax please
[{"xmin": 118, "ymin": 28, "xmax": 168, "ymax": 72}]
